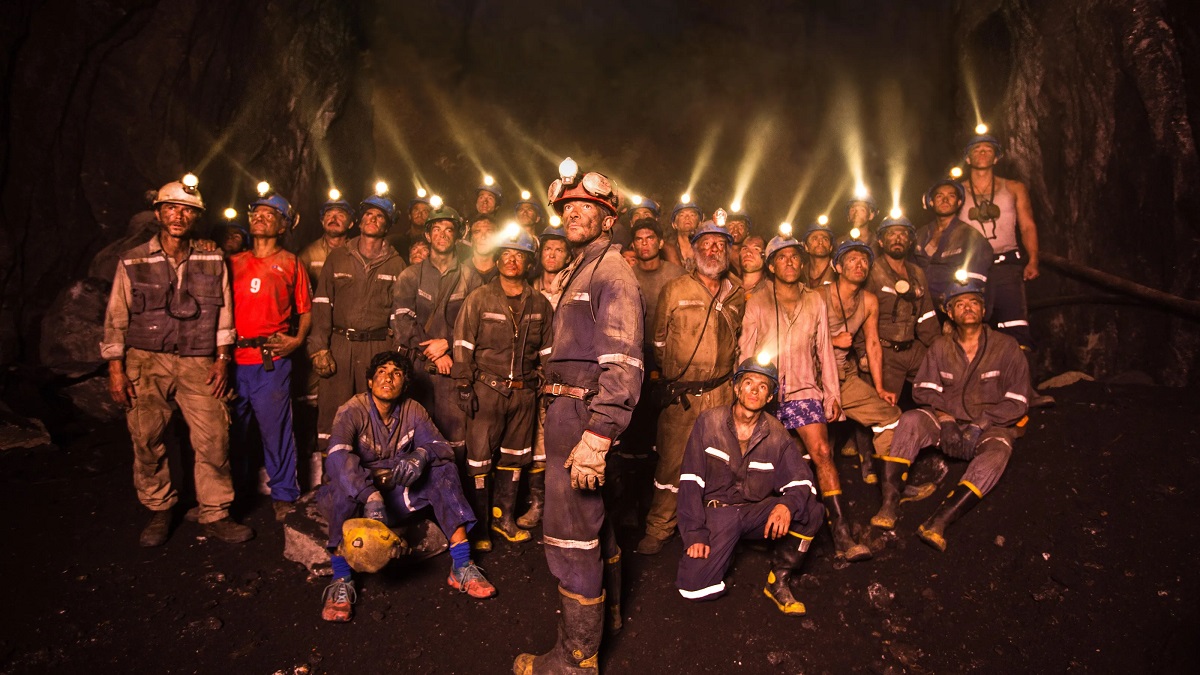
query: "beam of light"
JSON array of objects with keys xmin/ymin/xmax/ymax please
[
  {"xmin": 373, "ymin": 100, "xmax": 426, "ymax": 193},
  {"xmin": 783, "ymin": 138, "xmax": 834, "ymax": 226},
  {"xmin": 889, "ymin": 206, "xmax": 903, "ymax": 219},
  {"xmin": 686, "ymin": 122, "xmax": 722, "ymax": 197},
  {"xmin": 419, "ymin": 81, "xmax": 484, "ymax": 176},
  {"xmin": 731, "ymin": 114, "xmax": 776, "ymax": 213},
  {"xmin": 874, "ymin": 79, "xmax": 909, "ymax": 218},
  {"xmin": 832, "ymin": 81, "xmax": 865, "ymax": 200},
  {"xmin": 823, "ymin": 175, "xmax": 853, "ymax": 217},
  {"xmin": 961, "ymin": 53, "xmax": 983, "ymax": 127}
]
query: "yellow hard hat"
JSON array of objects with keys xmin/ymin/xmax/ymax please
[{"xmin": 338, "ymin": 518, "xmax": 404, "ymax": 573}]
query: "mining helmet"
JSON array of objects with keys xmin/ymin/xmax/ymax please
[
  {"xmin": 154, "ymin": 176, "xmax": 205, "ymax": 211},
  {"xmin": 877, "ymin": 215, "xmax": 915, "ymax": 234},
  {"xmin": 965, "ymin": 133, "xmax": 1003, "ymax": 159},
  {"xmin": 248, "ymin": 182, "xmax": 295, "ymax": 224},
  {"xmin": 359, "ymin": 195, "xmax": 397, "ymax": 223},
  {"xmin": 765, "ymin": 234, "xmax": 803, "ymax": 263},
  {"xmin": 726, "ymin": 209, "xmax": 752, "ymax": 228},
  {"xmin": 629, "ymin": 196, "xmax": 661, "ymax": 218},
  {"xmin": 539, "ymin": 223, "xmax": 567, "ymax": 240},
  {"xmin": 834, "ymin": 239, "xmax": 875, "ymax": 266},
  {"xmin": 321, "ymin": 188, "xmax": 355, "ymax": 219},
  {"xmin": 493, "ymin": 222, "xmax": 539, "ymax": 255},
  {"xmin": 733, "ymin": 353, "xmax": 779, "ymax": 395},
  {"xmin": 803, "ymin": 219, "xmax": 834, "ymax": 242},
  {"xmin": 846, "ymin": 193, "xmax": 879, "ymax": 216},
  {"xmin": 477, "ymin": 183, "xmax": 503, "ymax": 203},
  {"xmin": 943, "ymin": 276, "xmax": 987, "ymax": 312},
  {"xmin": 689, "ymin": 208, "xmax": 734, "ymax": 245},
  {"xmin": 426, "ymin": 204, "xmax": 464, "ymax": 233},
  {"xmin": 547, "ymin": 158, "xmax": 620, "ymax": 215},
  {"xmin": 671, "ymin": 196, "xmax": 703, "ymax": 221},
  {"xmin": 515, "ymin": 193, "xmax": 545, "ymax": 219},
  {"xmin": 923, "ymin": 179, "xmax": 966, "ymax": 210},
  {"xmin": 338, "ymin": 518, "xmax": 404, "ymax": 573}
]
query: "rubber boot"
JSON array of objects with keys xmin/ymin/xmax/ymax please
[
  {"xmin": 855, "ymin": 426, "xmax": 876, "ymax": 484},
  {"xmin": 492, "ymin": 468, "xmax": 532, "ymax": 543},
  {"xmin": 513, "ymin": 587, "xmax": 605, "ymax": 674},
  {"xmin": 917, "ymin": 484, "xmax": 982, "ymax": 551},
  {"xmin": 601, "ymin": 521, "xmax": 622, "ymax": 635},
  {"xmin": 823, "ymin": 493, "xmax": 872, "ymax": 561},
  {"xmin": 870, "ymin": 460, "xmax": 908, "ymax": 529},
  {"xmin": 763, "ymin": 537, "xmax": 809, "ymax": 615},
  {"xmin": 517, "ymin": 468, "xmax": 545, "ymax": 529},
  {"xmin": 468, "ymin": 474, "xmax": 492, "ymax": 552}
]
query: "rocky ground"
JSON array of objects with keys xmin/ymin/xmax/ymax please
[{"xmin": 2, "ymin": 380, "xmax": 1197, "ymax": 674}]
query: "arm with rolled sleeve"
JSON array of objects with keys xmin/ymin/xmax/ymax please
[
  {"xmin": 585, "ymin": 277, "xmax": 645, "ymax": 440},
  {"xmin": 215, "ymin": 262, "xmax": 236, "ymax": 347},
  {"xmin": 676, "ymin": 420, "xmax": 711, "ymax": 548},
  {"xmin": 325, "ymin": 404, "xmax": 377, "ymax": 504},
  {"xmin": 308, "ymin": 257, "xmax": 334, "ymax": 354},
  {"xmin": 100, "ymin": 263, "xmax": 132, "ymax": 360},
  {"xmin": 978, "ymin": 336, "xmax": 1031, "ymax": 428}
]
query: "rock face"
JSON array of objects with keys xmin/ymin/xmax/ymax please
[
  {"xmin": 0, "ymin": 0, "xmax": 373, "ymax": 367},
  {"xmin": 955, "ymin": 0, "xmax": 1200, "ymax": 383}
]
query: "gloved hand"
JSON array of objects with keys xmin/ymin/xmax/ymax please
[
  {"xmin": 564, "ymin": 431, "xmax": 611, "ymax": 491},
  {"xmin": 392, "ymin": 447, "xmax": 430, "ymax": 488},
  {"xmin": 962, "ymin": 424, "xmax": 984, "ymax": 455},
  {"xmin": 311, "ymin": 349, "xmax": 336, "ymax": 378},
  {"xmin": 456, "ymin": 381, "xmax": 477, "ymax": 419},
  {"xmin": 363, "ymin": 493, "xmax": 386, "ymax": 522},
  {"xmin": 939, "ymin": 421, "xmax": 963, "ymax": 453}
]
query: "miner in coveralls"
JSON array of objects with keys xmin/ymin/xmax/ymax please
[{"xmin": 513, "ymin": 159, "xmax": 643, "ymax": 674}]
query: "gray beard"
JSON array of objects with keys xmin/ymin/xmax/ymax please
[{"xmin": 696, "ymin": 254, "xmax": 728, "ymax": 278}]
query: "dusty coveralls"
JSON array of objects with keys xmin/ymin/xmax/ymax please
[
  {"xmin": 818, "ymin": 285, "xmax": 901, "ymax": 455},
  {"xmin": 101, "ymin": 236, "xmax": 237, "ymax": 523},
  {"xmin": 739, "ymin": 282, "xmax": 840, "ymax": 425},
  {"xmin": 318, "ymin": 394, "xmax": 473, "ymax": 549},
  {"xmin": 913, "ymin": 218, "xmax": 992, "ymax": 312},
  {"xmin": 542, "ymin": 237, "xmax": 644, "ymax": 598},
  {"xmin": 676, "ymin": 405, "xmax": 824, "ymax": 599},
  {"xmin": 959, "ymin": 180, "xmax": 1034, "ymax": 348},
  {"xmin": 393, "ymin": 257, "xmax": 482, "ymax": 459},
  {"xmin": 644, "ymin": 272, "xmax": 745, "ymax": 542},
  {"xmin": 452, "ymin": 278, "xmax": 553, "ymax": 476},
  {"xmin": 864, "ymin": 260, "xmax": 942, "ymax": 394},
  {"xmin": 880, "ymin": 327, "xmax": 1030, "ymax": 496},
  {"xmin": 804, "ymin": 261, "xmax": 836, "ymax": 290},
  {"xmin": 308, "ymin": 238, "xmax": 406, "ymax": 453}
]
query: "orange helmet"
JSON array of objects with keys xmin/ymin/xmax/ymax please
[{"xmin": 547, "ymin": 157, "xmax": 620, "ymax": 215}]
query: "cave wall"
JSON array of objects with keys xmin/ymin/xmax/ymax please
[
  {"xmin": 0, "ymin": 0, "xmax": 373, "ymax": 365},
  {"xmin": 956, "ymin": 0, "xmax": 1200, "ymax": 384}
]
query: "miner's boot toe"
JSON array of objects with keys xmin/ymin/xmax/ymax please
[
  {"xmin": 513, "ymin": 587, "xmax": 604, "ymax": 674},
  {"xmin": 635, "ymin": 533, "xmax": 670, "ymax": 555},
  {"xmin": 492, "ymin": 469, "xmax": 532, "ymax": 543},
  {"xmin": 824, "ymin": 493, "xmax": 871, "ymax": 561},
  {"xmin": 516, "ymin": 469, "xmax": 545, "ymax": 529},
  {"xmin": 202, "ymin": 517, "xmax": 255, "ymax": 543},
  {"xmin": 139, "ymin": 510, "xmax": 173, "ymax": 547},
  {"xmin": 870, "ymin": 459, "xmax": 908, "ymax": 529},
  {"xmin": 917, "ymin": 484, "xmax": 982, "ymax": 552},
  {"xmin": 763, "ymin": 536, "xmax": 809, "ymax": 615},
  {"xmin": 763, "ymin": 569, "xmax": 806, "ymax": 616}
]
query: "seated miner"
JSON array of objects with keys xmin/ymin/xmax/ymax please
[
  {"xmin": 317, "ymin": 351, "xmax": 496, "ymax": 623},
  {"xmin": 869, "ymin": 279, "xmax": 1031, "ymax": 551},
  {"xmin": 676, "ymin": 354, "xmax": 824, "ymax": 616}
]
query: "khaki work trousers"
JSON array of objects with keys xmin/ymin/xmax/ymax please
[
  {"xmin": 125, "ymin": 348, "xmax": 234, "ymax": 523},
  {"xmin": 838, "ymin": 372, "xmax": 901, "ymax": 455}
]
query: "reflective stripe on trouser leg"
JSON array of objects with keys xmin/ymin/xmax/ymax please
[
  {"xmin": 986, "ymin": 263, "xmax": 1034, "ymax": 349},
  {"xmin": 173, "ymin": 354, "xmax": 235, "ymax": 523},
  {"xmin": 676, "ymin": 505, "xmax": 742, "ymax": 600},
  {"xmin": 387, "ymin": 461, "xmax": 476, "ymax": 540},
  {"xmin": 882, "ymin": 408, "xmax": 942, "ymax": 464},
  {"xmin": 543, "ymin": 397, "xmax": 606, "ymax": 598}
]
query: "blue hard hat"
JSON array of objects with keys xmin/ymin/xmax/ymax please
[
  {"xmin": 409, "ymin": 194, "xmax": 431, "ymax": 209},
  {"xmin": 765, "ymin": 234, "xmax": 803, "ymax": 262},
  {"xmin": 477, "ymin": 183, "xmax": 503, "ymax": 203},
  {"xmin": 834, "ymin": 239, "xmax": 875, "ymax": 266},
  {"xmin": 964, "ymin": 134, "xmax": 1003, "ymax": 158},
  {"xmin": 878, "ymin": 215, "xmax": 915, "ymax": 233},
  {"xmin": 671, "ymin": 198, "xmax": 702, "ymax": 220},
  {"xmin": 515, "ymin": 196, "xmax": 545, "ymax": 219},
  {"xmin": 726, "ymin": 210, "xmax": 752, "ymax": 228},
  {"xmin": 734, "ymin": 355, "xmax": 779, "ymax": 394},
  {"xmin": 629, "ymin": 196, "xmax": 661, "ymax": 218},
  {"xmin": 359, "ymin": 195, "xmax": 397, "ymax": 222},
  {"xmin": 689, "ymin": 218, "xmax": 733, "ymax": 245},
  {"xmin": 493, "ymin": 226, "xmax": 539, "ymax": 255},
  {"xmin": 923, "ymin": 179, "xmax": 966, "ymax": 210},
  {"xmin": 803, "ymin": 220, "xmax": 834, "ymax": 241},
  {"xmin": 539, "ymin": 223, "xmax": 566, "ymax": 240},
  {"xmin": 943, "ymin": 277, "xmax": 987, "ymax": 310},
  {"xmin": 846, "ymin": 192, "xmax": 879, "ymax": 214},
  {"xmin": 248, "ymin": 192, "xmax": 295, "ymax": 223},
  {"xmin": 321, "ymin": 195, "xmax": 355, "ymax": 219}
]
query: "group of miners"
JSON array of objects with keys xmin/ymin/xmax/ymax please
[{"xmin": 102, "ymin": 125, "xmax": 1042, "ymax": 674}]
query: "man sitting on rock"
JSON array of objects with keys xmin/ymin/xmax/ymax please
[
  {"xmin": 317, "ymin": 351, "xmax": 495, "ymax": 622},
  {"xmin": 676, "ymin": 354, "xmax": 825, "ymax": 616}
]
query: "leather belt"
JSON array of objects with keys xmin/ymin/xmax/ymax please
[
  {"xmin": 236, "ymin": 336, "xmax": 268, "ymax": 348},
  {"xmin": 880, "ymin": 339, "xmax": 914, "ymax": 352},
  {"xmin": 478, "ymin": 371, "xmax": 535, "ymax": 389},
  {"xmin": 673, "ymin": 374, "xmax": 731, "ymax": 395},
  {"xmin": 236, "ymin": 336, "xmax": 274, "ymax": 370},
  {"xmin": 333, "ymin": 327, "xmax": 391, "ymax": 342},
  {"xmin": 540, "ymin": 383, "xmax": 595, "ymax": 401}
]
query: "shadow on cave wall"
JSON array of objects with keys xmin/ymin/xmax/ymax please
[{"xmin": 1, "ymin": 0, "xmax": 1198, "ymax": 386}]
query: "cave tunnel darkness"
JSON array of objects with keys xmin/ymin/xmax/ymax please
[{"xmin": 2, "ymin": 0, "xmax": 1200, "ymax": 385}]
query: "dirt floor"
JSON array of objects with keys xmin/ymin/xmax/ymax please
[{"xmin": 3, "ymin": 380, "xmax": 1198, "ymax": 674}]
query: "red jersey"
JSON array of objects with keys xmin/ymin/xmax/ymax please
[{"xmin": 230, "ymin": 249, "xmax": 312, "ymax": 365}]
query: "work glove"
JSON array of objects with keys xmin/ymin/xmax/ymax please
[
  {"xmin": 311, "ymin": 349, "xmax": 336, "ymax": 378},
  {"xmin": 564, "ymin": 431, "xmax": 611, "ymax": 491},
  {"xmin": 363, "ymin": 494, "xmax": 386, "ymax": 522},
  {"xmin": 392, "ymin": 447, "xmax": 430, "ymax": 488},
  {"xmin": 456, "ymin": 381, "xmax": 477, "ymax": 419},
  {"xmin": 962, "ymin": 424, "xmax": 984, "ymax": 455},
  {"xmin": 939, "ymin": 421, "xmax": 963, "ymax": 454}
]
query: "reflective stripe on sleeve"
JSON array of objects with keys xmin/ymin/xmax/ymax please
[
  {"xmin": 454, "ymin": 339, "xmax": 475, "ymax": 351},
  {"xmin": 598, "ymin": 353, "xmax": 643, "ymax": 370},
  {"xmin": 328, "ymin": 443, "xmax": 352, "ymax": 454},
  {"xmin": 998, "ymin": 320, "xmax": 1029, "ymax": 328},
  {"xmin": 917, "ymin": 310, "xmax": 937, "ymax": 323},
  {"xmin": 871, "ymin": 420, "xmax": 900, "ymax": 433},
  {"xmin": 500, "ymin": 447, "xmax": 532, "ymax": 456},
  {"xmin": 394, "ymin": 307, "xmax": 417, "ymax": 318},
  {"xmin": 313, "ymin": 296, "xmax": 331, "ymax": 304},
  {"xmin": 680, "ymin": 473, "xmax": 705, "ymax": 488},
  {"xmin": 1004, "ymin": 391, "xmax": 1028, "ymax": 404},
  {"xmin": 704, "ymin": 447, "xmax": 730, "ymax": 462},
  {"xmin": 915, "ymin": 381, "xmax": 943, "ymax": 392},
  {"xmin": 781, "ymin": 479, "xmax": 816, "ymax": 494},
  {"xmin": 539, "ymin": 347, "xmax": 552, "ymax": 356},
  {"xmin": 653, "ymin": 479, "xmax": 678, "ymax": 493}
]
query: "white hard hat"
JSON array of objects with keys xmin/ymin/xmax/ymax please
[{"xmin": 153, "ymin": 180, "xmax": 205, "ymax": 211}]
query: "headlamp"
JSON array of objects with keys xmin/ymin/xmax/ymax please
[
  {"xmin": 850, "ymin": 227, "xmax": 862, "ymax": 240},
  {"xmin": 375, "ymin": 181, "xmax": 389, "ymax": 196},
  {"xmin": 502, "ymin": 221, "xmax": 521, "ymax": 240},
  {"xmin": 483, "ymin": 174, "xmax": 495, "ymax": 187},
  {"xmin": 181, "ymin": 173, "xmax": 199, "ymax": 189},
  {"xmin": 756, "ymin": 350, "xmax": 772, "ymax": 366},
  {"xmin": 889, "ymin": 207, "xmax": 903, "ymax": 219},
  {"xmin": 256, "ymin": 181, "xmax": 271, "ymax": 196},
  {"xmin": 417, "ymin": 188, "xmax": 427, "ymax": 198},
  {"xmin": 949, "ymin": 166, "xmax": 963, "ymax": 179},
  {"xmin": 223, "ymin": 207, "xmax": 237, "ymax": 220},
  {"xmin": 631, "ymin": 194, "xmax": 643, "ymax": 205},
  {"xmin": 778, "ymin": 222, "xmax": 793, "ymax": 237},
  {"xmin": 680, "ymin": 192, "xmax": 691, "ymax": 204},
  {"xmin": 549, "ymin": 215, "xmax": 562, "ymax": 227},
  {"xmin": 853, "ymin": 183, "xmax": 869, "ymax": 200},
  {"xmin": 730, "ymin": 199, "xmax": 742, "ymax": 213},
  {"xmin": 817, "ymin": 214, "xmax": 829, "ymax": 226},
  {"xmin": 521, "ymin": 190, "xmax": 531, "ymax": 201},
  {"xmin": 429, "ymin": 194, "xmax": 443, "ymax": 209},
  {"xmin": 559, "ymin": 158, "xmax": 579, "ymax": 182},
  {"xmin": 954, "ymin": 269, "xmax": 969, "ymax": 284},
  {"xmin": 714, "ymin": 208, "xmax": 727, "ymax": 227},
  {"xmin": 328, "ymin": 188, "xmax": 341, "ymax": 201},
  {"xmin": 975, "ymin": 123, "xmax": 989, "ymax": 135}
]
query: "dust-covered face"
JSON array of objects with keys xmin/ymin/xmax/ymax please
[
  {"xmin": 368, "ymin": 362, "xmax": 405, "ymax": 402},
  {"xmin": 735, "ymin": 371, "xmax": 774, "ymax": 412}
]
